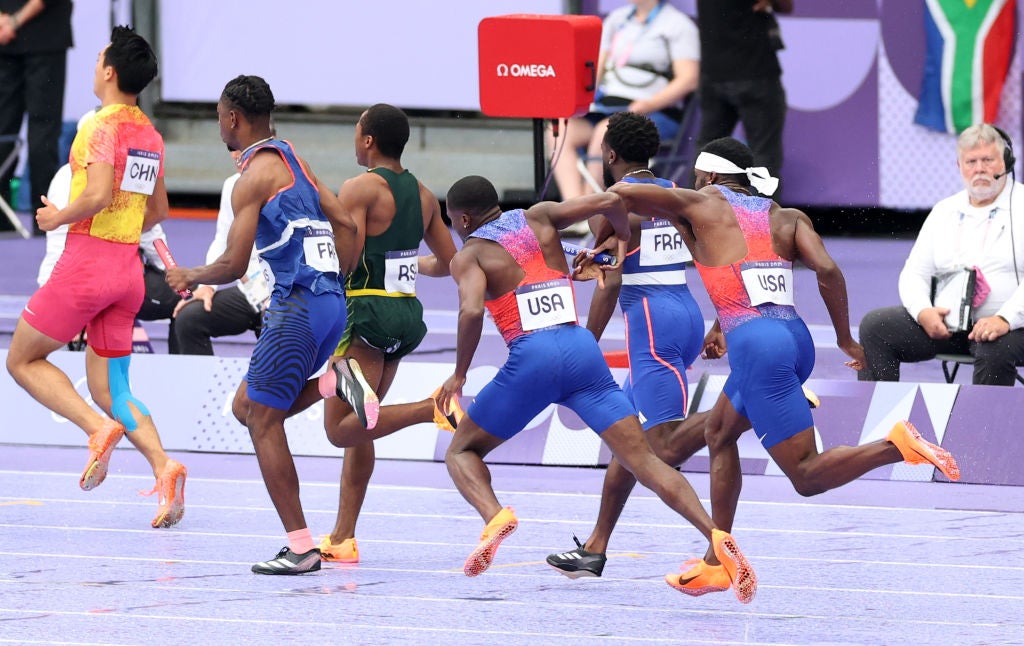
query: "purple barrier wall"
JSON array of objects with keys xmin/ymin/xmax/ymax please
[{"xmin": 2, "ymin": 351, "xmax": 1018, "ymax": 487}]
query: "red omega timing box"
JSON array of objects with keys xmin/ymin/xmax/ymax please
[{"xmin": 478, "ymin": 14, "xmax": 602, "ymax": 119}]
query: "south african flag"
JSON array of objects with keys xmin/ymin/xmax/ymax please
[{"xmin": 914, "ymin": 0, "xmax": 1017, "ymax": 134}]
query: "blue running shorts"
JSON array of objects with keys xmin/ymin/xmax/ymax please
[
  {"xmin": 722, "ymin": 317, "xmax": 815, "ymax": 448},
  {"xmin": 247, "ymin": 285, "xmax": 346, "ymax": 410},
  {"xmin": 468, "ymin": 325, "xmax": 636, "ymax": 440}
]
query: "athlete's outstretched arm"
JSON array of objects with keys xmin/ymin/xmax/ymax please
[
  {"xmin": 166, "ymin": 158, "xmax": 269, "ymax": 291},
  {"xmin": 437, "ymin": 249, "xmax": 487, "ymax": 414},
  {"xmin": 608, "ymin": 182, "xmax": 706, "ymax": 228},
  {"xmin": 541, "ymin": 192, "xmax": 630, "ymax": 241},
  {"xmin": 419, "ymin": 190, "xmax": 458, "ymax": 277},
  {"xmin": 792, "ymin": 210, "xmax": 864, "ymax": 369}
]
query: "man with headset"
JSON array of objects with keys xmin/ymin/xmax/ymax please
[{"xmin": 859, "ymin": 123, "xmax": 1024, "ymax": 385}]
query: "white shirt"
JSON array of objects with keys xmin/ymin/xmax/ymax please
[
  {"xmin": 899, "ymin": 179, "xmax": 1024, "ymax": 329},
  {"xmin": 598, "ymin": 3, "xmax": 699, "ymax": 103}
]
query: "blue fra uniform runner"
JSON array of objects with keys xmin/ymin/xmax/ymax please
[{"xmin": 239, "ymin": 139, "xmax": 347, "ymax": 410}]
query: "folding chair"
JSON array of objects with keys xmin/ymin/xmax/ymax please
[
  {"xmin": 936, "ymin": 353, "xmax": 1024, "ymax": 385},
  {"xmin": 650, "ymin": 93, "xmax": 701, "ymax": 186},
  {"xmin": 0, "ymin": 134, "xmax": 30, "ymax": 238}
]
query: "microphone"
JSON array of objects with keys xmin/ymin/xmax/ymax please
[{"xmin": 995, "ymin": 169, "xmax": 1014, "ymax": 180}]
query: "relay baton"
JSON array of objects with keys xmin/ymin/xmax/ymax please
[
  {"xmin": 561, "ymin": 241, "xmax": 617, "ymax": 266},
  {"xmin": 153, "ymin": 239, "xmax": 192, "ymax": 299}
]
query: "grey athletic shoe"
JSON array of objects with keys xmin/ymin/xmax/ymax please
[
  {"xmin": 546, "ymin": 535, "xmax": 607, "ymax": 579},
  {"xmin": 251, "ymin": 547, "xmax": 322, "ymax": 575}
]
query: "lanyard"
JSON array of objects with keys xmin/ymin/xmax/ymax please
[{"xmin": 609, "ymin": 1, "xmax": 664, "ymax": 70}]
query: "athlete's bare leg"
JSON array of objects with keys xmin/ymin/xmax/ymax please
[
  {"xmin": 6, "ymin": 319, "xmax": 110, "ymax": 434},
  {"xmin": 582, "ymin": 412, "xmax": 709, "ymax": 553}
]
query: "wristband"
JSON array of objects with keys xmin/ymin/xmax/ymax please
[{"xmin": 10, "ymin": 13, "xmax": 20, "ymax": 30}]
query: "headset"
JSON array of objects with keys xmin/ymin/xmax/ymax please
[
  {"xmin": 992, "ymin": 124, "xmax": 1019, "ymax": 284},
  {"xmin": 993, "ymin": 125, "xmax": 1016, "ymax": 175}
]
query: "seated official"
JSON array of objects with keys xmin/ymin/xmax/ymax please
[{"xmin": 859, "ymin": 123, "xmax": 1024, "ymax": 385}]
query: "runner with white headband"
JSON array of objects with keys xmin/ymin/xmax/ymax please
[
  {"xmin": 602, "ymin": 136, "xmax": 960, "ymax": 603},
  {"xmin": 693, "ymin": 151, "xmax": 779, "ymax": 197}
]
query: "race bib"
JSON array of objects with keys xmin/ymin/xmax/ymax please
[
  {"xmin": 384, "ymin": 249, "xmax": 418, "ymax": 294},
  {"xmin": 240, "ymin": 265, "xmax": 272, "ymax": 312},
  {"xmin": 516, "ymin": 279, "xmax": 577, "ymax": 331},
  {"xmin": 258, "ymin": 258, "xmax": 276, "ymax": 297},
  {"xmin": 741, "ymin": 261, "xmax": 795, "ymax": 306},
  {"xmin": 302, "ymin": 227, "xmax": 340, "ymax": 274},
  {"xmin": 120, "ymin": 148, "xmax": 160, "ymax": 195},
  {"xmin": 639, "ymin": 220, "xmax": 691, "ymax": 266}
]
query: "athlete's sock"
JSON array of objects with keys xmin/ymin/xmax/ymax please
[{"xmin": 287, "ymin": 528, "xmax": 316, "ymax": 554}]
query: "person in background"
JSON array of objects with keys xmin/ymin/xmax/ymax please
[
  {"xmin": 859, "ymin": 123, "xmax": 1024, "ymax": 385},
  {"xmin": 548, "ymin": 0, "xmax": 699, "ymax": 212},
  {"xmin": 694, "ymin": 0, "xmax": 792, "ymax": 196},
  {"xmin": 0, "ymin": 0, "xmax": 73, "ymax": 235}
]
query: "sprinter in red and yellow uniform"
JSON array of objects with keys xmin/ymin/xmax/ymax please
[{"xmin": 6, "ymin": 26, "xmax": 187, "ymax": 529}]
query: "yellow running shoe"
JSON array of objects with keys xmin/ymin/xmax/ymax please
[
  {"xmin": 144, "ymin": 459, "xmax": 187, "ymax": 528},
  {"xmin": 80, "ymin": 420, "xmax": 125, "ymax": 491},
  {"xmin": 711, "ymin": 529, "xmax": 757, "ymax": 604},
  {"xmin": 318, "ymin": 536, "xmax": 359, "ymax": 563},
  {"xmin": 463, "ymin": 507, "xmax": 518, "ymax": 577},
  {"xmin": 665, "ymin": 558, "xmax": 731, "ymax": 596},
  {"xmin": 887, "ymin": 420, "xmax": 961, "ymax": 481},
  {"xmin": 431, "ymin": 386, "xmax": 465, "ymax": 433}
]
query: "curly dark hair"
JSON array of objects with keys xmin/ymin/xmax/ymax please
[
  {"xmin": 104, "ymin": 26, "xmax": 157, "ymax": 95},
  {"xmin": 359, "ymin": 104, "xmax": 410, "ymax": 159},
  {"xmin": 604, "ymin": 112, "xmax": 661, "ymax": 164},
  {"xmin": 221, "ymin": 75, "xmax": 276, "ymax": 120},
  {"xmin": 447, "ymin": 175, "xmax": 499, "ymax": 216}
]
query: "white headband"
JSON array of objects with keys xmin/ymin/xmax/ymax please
[{"xmin": 694, "ymin": 152, "xmax": 779, "ymax": 197}]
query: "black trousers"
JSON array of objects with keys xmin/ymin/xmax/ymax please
[
  {"xmin": 695, "ymin": 77, "xmax": 787, "ymax": 196},
  {"xmin": 169, "ymin": 286, "xmax": 262, "ymax": 355},
  {"xmin": 0, "ymin": 50, "xmax": 66, "ymax": 232},
  {"xmin": 137, "ymin": 263, "xmax": 181, "ymax": 321},
  {"xmin": 858, "ymin": 306, "xmax": 1024, "ymax": 386}
]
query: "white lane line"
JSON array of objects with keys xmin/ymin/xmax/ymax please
[
  {"xmin": 0, "ymin": 473, "xmax": 1008, "ymax": 516},
  {"xmin": 2, "ymin": 522, "xmax": 1023, "ymax": 572}
]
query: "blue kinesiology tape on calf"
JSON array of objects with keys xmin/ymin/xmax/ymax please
[{"xmin": 108, "ymin": 355, "xmax": 150, "ymax": 431}]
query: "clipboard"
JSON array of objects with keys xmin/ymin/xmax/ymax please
[{"xmin": 930, "ymin": 268, "xmax": 977, "ymax": 332}]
